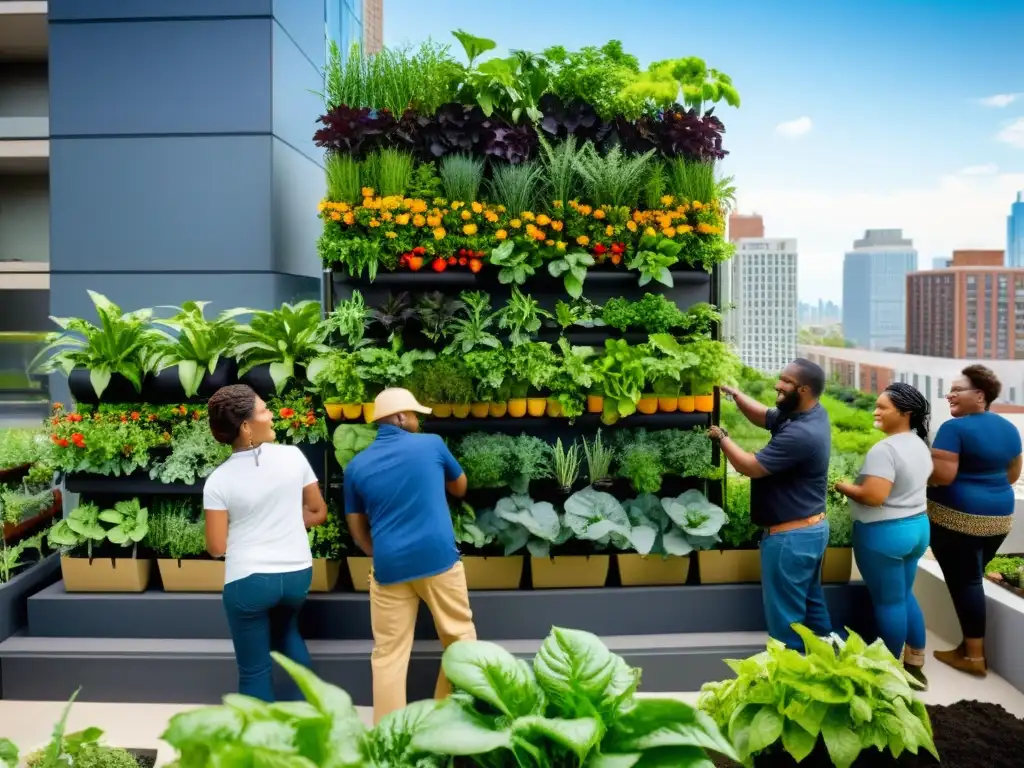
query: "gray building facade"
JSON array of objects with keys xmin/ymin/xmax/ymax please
[{"xmin": 842, "ymin": 229, "xmax": 918, "ymax": 352}]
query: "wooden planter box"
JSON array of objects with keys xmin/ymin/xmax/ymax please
[
  {"xmin": 821, "ymin": 547, "xmax": 853, "ymax": 583},
  {"xmin": 2, "ymin": 491, "xmax": 62, "ymax": 543},
  {"xmin": 157, "ymin": 559, "xmax": 225, "ymax": 592},
  {"xmin": 61, "ymin": 556, "xmax": 151, "ymax": 593},
  {"xmin": 0, "ymin": 553, "xmax": 61, "ymax": 642},
  {"xmin": 531, "ymin": 556, "xmax": 609, "ymax": 589},
  {"xmin": 346, "ymin": 556, "xmax": 372, "ymax": 593},
  {"xmin": 463, "ymin": 556, "xmax": 524, "ymax": 590},
  {"xmin": 617, "ymin": 554, "xmax": 690, "ymax": 586},
  {"xmin": 310, "ymin": 559, "xmax": 342, "ymax": 592},
  {"xmin": 697, "ymin": 549, "xmax": 762, "ymax": 584}
]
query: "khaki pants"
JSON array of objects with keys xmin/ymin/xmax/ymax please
[{"xmin": 369, "ymin": 560, "xmax": 477, "ymax": 723}]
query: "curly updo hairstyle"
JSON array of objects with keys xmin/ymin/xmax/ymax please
[
  {"xmin": 962, "ymin": 364, "xmax": 1001, "ymax": 410},
  {"xmin": 884, "ymin": 382, "xmax": 931, "ymax": 445},
  {"xmin": 207, "ymin": 384, "xmax": 257, "ymax": 445}
]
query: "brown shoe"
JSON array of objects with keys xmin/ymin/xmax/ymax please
[{"xmin": 934, "ymin": 646, "xmax": 987, "ymax": 677}]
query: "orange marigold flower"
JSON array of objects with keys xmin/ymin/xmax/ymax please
[
  {"xmin": 463, "ymin": 223, "xmax": 478, "ymax": 235},
  {"xmin": 510, "ymin": 218, "xmax": 522, "ymax": 229},
  {"xmin": 535, "ymin": 214, "xmax": 551, "ymax": 226},
  {"xmin": 532, "ymin": 228, "xmax": 546, "ymax": 241},
  {"xmin": 632, "ymin": 210, "xmax": 644, "ymax": 223},
  {"xmin": 395, "ymin": 213, "xmax": 410, "ymax": 225},
  {"xmin": 545, "ymin": 239, "xmax": 555, "ymax": 246},
  {"xmin": 593, "ymin": 209, "xmax": 606, "ymax": 220},
  {"xmin": 485, "ymin": 211, "xmax": 499, "ymax": 223},
  {"xmin": 551, "ymin": 220, "xmax": 564, "ymax": 231},
  {"xmin": 626, "ymin": 221, "xmax": 638, "ymax": 232},
  {"xmin": 578, "ymin": 205, "xmax": 592, "ymax": 216},
  {"xmin": 664, "ymin": 227, "xmax": 677, "ymax": 238},
  {"xmin": 577, "ymin": 235, "xmax": 590, "ymax": 246},
  {"xmin": 279, "ymin": 407, "xmax": 296, "ymax": 419},
  {"xmin": 361, "ymin": 187, "xmax": 375, "ymax": 198},
  {"xmin": 495, "ymin": 229, "xmax": 508, "ymax": 240},
  {"xmin": 433, "ymin": 227, "xmax": 446, "ymax": 240},
  {"xmin": 678, "ymin": 224, "xmax": 693, "ymax": 234},
  {"xmin": 380, "ymin": 211, "xmax": 393, "ymax": 222},
  {"xmin": 330, "ymin": 211, "xmax": 342, "ymax": 221},
  {"xmin": 410, "ymin": 199, "xmax": 427, "ymax": 213},
  {"xmin": 369, "ymin": 219, "xmax": 381, "ymax": 228},
  {"xmin": 343, "ymin": 212, "xmax": 355, "ymax": 225},
  {"xmin": 461, "ymin": 210, "xmax": 472, "ymax": 221},
  {"xmin": 412, "ymin": 214, "xmax": 426, "ymax": 227},
  {"xmin": 471, "ymin": 201, "xmax": 483, "ymax": 213},
  {"xmin": 692, "ymin": 201, "xmax": 704, "ymax": 210},
  {"xmin": 426, "ymin": 215, "xmax": 441, "ymax": 227},
  {"xmin": 522, "ymin": 211, "xmax": 535, "ymax": 221}
]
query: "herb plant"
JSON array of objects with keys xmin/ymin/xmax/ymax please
[
  {"xmin": 698, "ymin": 626, "xmax": 937, "ymax": 768},
  {"xmin": 152, "ymin": 301, "xmax": 237, "ymax": 398},
  {"xmin": 146, "ymin": 499, "xmax": 207, "ymax": 561},
  {"xmin": 448, "ymin": 291, "xmax": 500, "ymax": 353},
  {"xmin": 229, "ymin": 301, "xmax": 329, "ymax": 394},
  {"xmin": 456, "ymin": 433, "xmax": 513, "ymax": 489},
  {"xmin": 498, "ymin": 287, "xmax": 550, "ymax": 346},
  {"xmin": 582, "ymin": 430, "xmax": 613, "ymax": 487},
  {"xmin": 551, "ymin": 438, "xmax": 582, "ymax": 492}
]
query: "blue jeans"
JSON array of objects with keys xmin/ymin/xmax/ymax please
[
  {"xmin": 853, "ymin": 514, "xmax": 929, "ymax": 657},
  {"xmin": 222, "ymin": 567, "xmax": 313, "ymax": 701},
  {"xmin": 760, "ymin": 520, "xmax": 832, "ymax": 649}
]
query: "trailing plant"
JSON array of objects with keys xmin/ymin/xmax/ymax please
[
  {"xmin": 151, "ymin": 301, "xmax": 237, "ymax": 398},
  {"xmin": 698, "ymin": 626, "xmax": 937, "ymax": 768},
  {"xmin": 146, "ymin": 498, "xmax": 207, "ymax": 560},
  {"xmin": 582, "ymin": 430, "xmax": 613, "ymax": 486},
  {"xmin": 229, "ymin": 301, "xmax": 328, "ymax": 394},
  {"xmin": 439, "ymin": 153, "xmax": 485, "ymax": 203},
  {"xmin": 497, "ymin": 287, "xmax": 550, "ymax": 345},
  {"xmin": 31, "ymin": 291, "xmax": 169, "ymax": 400},
  {"xmin": 551, "ymin": 438, "xmax": 582, "ymax": 492}
]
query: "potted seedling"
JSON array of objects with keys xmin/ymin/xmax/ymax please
[
  {"xmin": 464, "ymin": 348, "xmax": 509, "ymax": 418},
  {"xmin": 506, "ymin": 342, "xmax": 556, "ymax": 418},
  {"xmin": 306, "ymin": 349, "xmax": 366, "ymax": 421},
  {"xmin": 582, "ymin": 430, "xmax": 614, "ymax": 489},
  {"xmin": 147, "ymin": 499, "xmax": 224, "ymax": 592},
  {"xmin": 822, "ymin": 456, "xmax": 855, "ymax": 583},
  {"xmin": 308, "ymin": 501, "xmax": 346, "ymax": 592},
  {"xmin": 49, "ymin": 500, "xmax": 152, "ymax": 592},
  {"xmin": 644, "ymin": 334, "xmax": 699, "ymax": 414}
]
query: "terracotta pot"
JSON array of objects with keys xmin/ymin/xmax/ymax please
[
  {"xmin": 310, "ymin": 559, "xmax": 342, "ymax": 592},
  {"xmin": 587, "ymin": 395, "xmax": 604, "ymax": 414},
  {"xmin": 341, "ymin": 403, "xmax": 363, "ymax": 420},
  {"xmin": 636, "ymin": 396, "xmax": 658, "ymax": 415},
  {"xmin": 451, "ymin": 404, "xmax": 471, "ymax": 419},
  {"xmin": 545, "ymin": 399, "xmax": 563, "ymax": 418},
  {"xmin": 657, "ymin": 397, "xmax": 679, "ymax": 413},
  {"xmin": 531, "ymin": 556, "xmax": 610, "ymax": 589},
  {"xmin": 432, "ymin": 403, "xmax": 452, "ymax": 418},
  {"xmin": 507, "ymin": 399, "xmax": 527, "ymax": 418},
  {"xmin": 61, "ymin": 556, "xmax": 152, "ymax": 593},
  {"xmin": 157, "ymin": 559, "xmax": 225, "ymax": 592},
  {"xmin": 677, "ymin": 395, "xmax": 696, "ymax": 413},
  {"xmin": 526, "ymin": 398, "xmax": 547, "ymax": 417},
  {"xmin": 617, "ymin": 554, "xmax": 690, "ymax": 586},
  {"xmin": 462, "ymin": 556, "xmax": 524, "ymax": 590},
  {"xmin": 324, "ymin": 403, "xmax": 345, "ymax": 421},
  {"xmin": 470, "ymin": 403, "xmax": 490, "ymax": 418},
  {"xmin": 346, "ymin": 556, "xmax": 372, "ymax": 593},
  {"xmin": 697, "ymin": 550, "xmax": 761, "ymax": 584},
  {"xmin": 362, "ymin": 402, "xmax": 377, "ymax": 422},
  {"xmin": 694, "ymin": 394, "xmax": 715, "ymax": 413},
  {"xmin": 821, "ymin": 547, "xmax": 853, "ymax": 583},
  {"xmin": 489, "ymin": 402, "xmax": 508, "ymax": 418}
]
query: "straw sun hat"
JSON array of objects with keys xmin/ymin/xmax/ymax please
[{"xmin": 373, "ymin": 388, "xmax": 432, "ymax": 421}]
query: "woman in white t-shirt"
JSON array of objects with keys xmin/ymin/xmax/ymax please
[{"xmin": 204, "ymin": 384, "xmax": 327, "ymax": 701}]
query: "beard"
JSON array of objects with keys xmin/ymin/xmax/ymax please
[{"xmin": 776, "ymin": 389, "xmax": 800, "ymax": 413}]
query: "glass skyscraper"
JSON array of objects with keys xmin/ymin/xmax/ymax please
[
  {"xmin": 842, "ymin": 230, "xmax": 918, "ymax": 351},
  {"xmin": 1008, "ymin": 192, "xmax": 1024, "ymax": 268},
  {"xmin": 327, "ymin": 0, "xmax": 364, "ymax": 56}
]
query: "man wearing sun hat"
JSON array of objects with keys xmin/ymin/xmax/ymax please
[{"xmin": 343, "ymin": 387, "xmax": 476, "ymax": 723}]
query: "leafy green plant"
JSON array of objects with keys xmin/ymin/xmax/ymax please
[
  {"xmin": 325, "ymin": 152, "xmax": 361, "ymax": 204},
  {"xmin": 99, "ymin": 498, "xmax": 149, "ymax": 557},
  {"xmin": 536, "ymin": 134, "xmax": 583, "ymax": 206},
  {"xmin": 498, "ymin": 287, "xmax": 550, "ymax": 346},
  {"xmin": 547, "ymin": 248, "xmax": 594, "ymax": 299},
  {"xmin": 48, "ymin": 502, "xmax": 107, "ymax": 559},
  {"xmin": 31, "ymin": 291, "xmax": 169, "ymax": 399},
  {"xmin": 507, "ymin": 435, "xmax": 553, "ymax": 493},
  {"xmin": 615, "ymin": 432, "xmax": 665, "ymax": 493},
  {"xmin": 407, "ymin": 161, "xmax": 443, "ymax": 200},
  {"xmin": 5, "ymin": 690, "xmax": 114, "ymax": 768},
  {"xmin": 543, "ymin": 40, "xmax": 643, "ymax": 119},
  {"xmin": 417, "ymin": 291, "xmax": 464, "ymax": 344},
  {"xmin": 582, "ymin": 430, "xmax": 613, "ymax": 487},
  {"xmin": 627, "ymin": 233, "xmax": 683, "ymax": 287},
  {"xmin": 148, "ymin": 417, "xmax": 230, "ymax": 485},
  {"xmin": 563, "ymin": 486, "xmax": 655, "ymax": 554},
  {"xmin": 653, "ymin": 428, "xmax": 718, "ymax": 479},
  {"xmin": 554, "ymin": 297, "xmax": 601, "ymax": 330},
  {"xmin": 642, "ymin": 160, "xmax": 667, "ymax": 209},
  {"xmin": 601, "ymin": 294, "xmax": 686, "ymax": 333},
  {"xmin": 827, "ymin": 454, "xmax": 856, "ymax": 547},
  {"xmin": 590, "ymin": 339, "xmax": 645, "ymax": 424},
  {"xmin": 488, "ymin": 161, "xmax": 544, "ymax": 217},
  {"xmin": 0, "ymin": 427, "xmax": 47, "ymax": 471},
  {"xmin": 551, "ymin": 438, "xmax": 582, "ymax": 492},
  {"xmin": 685, "ymin": 339, "xmax": 740, "ymax": 395},
  {"xmin": 151, "ymin": 301, "xmax": 237, "ymax": 398},
  {"xmin": 229, "ymin": 301, "xmax": 329, "ymax": 394},
  {"xmin": 307, "ymin": 350, "xmax": 367, "ymax": 404},
  {"xmin": 456, "ymin": 433, "xmax": 514, "ymax": 489},
  {"xmin": 0, "ymin": 487, "xmax": 54, "ymax": 526},
  {"xmin": 146, "ymin": 498, "xmax": 207, "ymax": 561},
  {"xmin": 506, "ymin": 341, "xmax": 557, "ymax": 397},
  {"xmin": 362, "ymin": 148, "xmax": 414, "ymax": 198},
  {"xmin": 666, "ymin": 157, "xmax": 719, "ymax": 205},
  {"xmin": 464, "ymin": 348, "xmax": 510, "ymax": 402},
  {"xmin": 439, "ymin": 153, "xmax": 485, "ymax": 203},
  {"xmin": 490, "ymin": 240, "xmax": 539, "ymax": 285},
  {"xmin": 492, "ymin": 494, "xmax": 568, "ymax": 557},
  {"xmin": 548, "ymin": 338, "xmax": 595, "ymax": 418},
  {"xmin": 644, "ymin": 333, "xmax": 699, "ymax": 396},
  {"xmin": 659, "ymin": 490, "xmax": 727, "ymax": 554},
  {"xmin": 357, "ymin": 343, "xmax": 435, "ymax": 399},
  {"xmin": 720, "ymin": 475, "xmax": 760, "ymax": 549},
  {"xmin": 324, "ymin": 290, "xmax": 371, "ymax": 348},
  {"xmin": 450, "ymin": 500, "xmax": 489, "ymax": 550},
  {"xmin": 0, "ymin": 539, "xmax": 26, "ymax": 584},
  {"xmin": 452, "ymin": 30, "xmax": 550, "ymax": 122},
  {"xmin": 681, "ymin": 302, "xmax": 722, "ymax": 339},
  {"xmin": 448, "ymin": 291, "xmax": 500, "ymax": 353},
  {"xmin": 334, "ymin": 424, "xmax": 377, "ymax": 469},
  {"xmin": 621, "ymin": 56, "xmax": 740, "ymax": 115},
  {"xmin": 698, "ymin": 626, "xmax": 936, "ymax": 768},
  {"xmin": 406, "ymin": 357, "xmax": 473, "ymax": 405},
  {"xmin": 573, "ymin": 143, "xmax": 654, "ymax": 208},
  {"xmin": 309, "ymin": 501, "xmax": 347, "ymax": 560}
]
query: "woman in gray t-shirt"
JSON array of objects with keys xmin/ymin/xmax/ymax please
[{"xmin": 834, "ymin": 383, "xmax": 933, "ymax": 687}]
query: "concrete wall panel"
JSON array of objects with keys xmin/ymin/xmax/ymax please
[
  {"xmin": 271, "ymin": 20, "xmax": 324, "ymax": 164},
  {"xmin": 48, "ymin": 0, "xmax": 272, "ymax": 21},
  {"xmin": 272, "ymin": 138, "xmax": 323, "ymax": 277}
]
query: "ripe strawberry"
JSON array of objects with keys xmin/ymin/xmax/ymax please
[
  {"xmin": 594, "ymin": 244, "xmax": 608, "ymax": 255},
  {"xmin": 432, "ymin": 258, "xmax": 447, "ymax": 272},
  {"xmin": 413, "ymin": 246, "xmax": 426, "ymax": 256},
  {"xmin": 448, "ymin": 256, "xmax": 457, "ymax": 266}
]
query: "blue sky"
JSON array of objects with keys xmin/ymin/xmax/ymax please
[{"xmin": 384, "ymin": 0, "xmax": 1024, "ymax": 302}]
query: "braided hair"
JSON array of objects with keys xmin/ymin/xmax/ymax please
[
  {"xmin": 884, "ymin": 382, "xmax": 930, "ymax": 445},
  {"xmin": 207, "ymin": 384, "xmax": 257, "ymax": 445}
]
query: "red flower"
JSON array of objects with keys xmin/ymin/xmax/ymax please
[
  {"xmin": 57, "ymin": 438, "xmax": 69, "ymax": 448},
  {"xmin": 413, "ymin": 246, "xmax": 426, "ymax": 256},
  {"xmin": 306, "ymin": 415, "xmax": 316, "ymax": 426},
  {"xmin": 611, "ymin": 242, "xmax": 625, "ymax": 254},
  {"xmin": 50, "ymin": 417, "xmax": 59, "ymax": 426},
  {"xmin": 279, "ymin": 407, "xmax": 296, "ymax": 419},
  {"xmin": 68, "ymin": 413, "xmax": 83, "ymax": 423},
  {"xmin": 50, "ymin": 434, "xmax": 60, "ymax": 444},
  {"xmin": 71, "ymin": 433, "xmax": 85, "ymax": 448},
  {"xmin": 131, "ymin": 411, "xmax": 140, "ymax": 421},
  {"xmin": 593, "ymin": 244, "xmax": 608, "ymax": 255},
  {"xmin": 120, "ymin": 415, "xmax": 128, "ymax": 423},
  {"xmin": 192, "ymin": 410, "xmax": 201, "ymax": 420},
  {"xmin": 148, "ymin": 413, "xmax": 157, "ymax": 422}
]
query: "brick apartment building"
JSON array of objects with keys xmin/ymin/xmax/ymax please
[
  {"xmin": 727, "ymin": 212, "xmax": 764, "ymax": 242},
  {"xmin": 906, "ymin": 250, "xmax": 1024, "ymax": 359}
]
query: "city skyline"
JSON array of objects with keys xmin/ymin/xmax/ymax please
[{"xmin": 384, "ymin": 0, "xmax": 1024, "ymax": 304}]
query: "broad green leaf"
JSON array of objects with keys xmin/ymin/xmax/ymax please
[
  {"xmin": 0, "ymin": 739, "xmax": 16, "ymax": 768},
  {"xmin": 412, "ymin": 700, "xmax": 513, "ymax": 755},
  {"xmin": 781, "ymin": 719, "xmax": 817, "ymax": 762},
  {"xmin": 747, "ymin": 706, "xmax": 783, "ymax": 754},
  {"xmin": 89, "ymin": 367, "xmax": 112, "ymax": 399},
  {"xmin": 511, "ymin": 715, "xmax": 601, "ymax": 762},
  {"xmin": 793, "ymin": 624, "xmax": 837, "ymax": 663},
  {"xmin": 241, "ymin": 719, "xmax": 298, "ymax": 751},
  {"xmin": 534, "ymin": 627, "xmax": 639, "ymax": 719},
  {"xmin": 606, "ymin": 698, "xmax": 737, "ymax": 761},
  {"xmin": 820, "ymin": 712, "xmax": 861, "ymax": 768},
  {"xmin": 441, "ymin": 640, "xmax": 543, "ymax": 718},
  {"xmin": 161, "ymin": 706, "xmax": 246, "ymax": 748},
  {"xmin": 849, "ymin": 695, "xmax": 872, "ymax": 725},
  {"xmin": 565, "ymin": 273, "xmax": 583, "ymax": 299},
  {"xmin": 452, "ymin": 30, "xmax": 496, "ymax": 65},
  {"xmin": 177, "ymin": 359, "xmax": 201, "ymax": 397}
]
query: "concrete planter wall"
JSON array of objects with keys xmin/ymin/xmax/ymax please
[{"xmin": 0, "ymin": 554, "xmax": 61, "ymax": 642}]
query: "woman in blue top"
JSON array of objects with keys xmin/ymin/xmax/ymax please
[{"xmin": 928, "ymin": 365, "xmax": 1022, "ymax": 677}]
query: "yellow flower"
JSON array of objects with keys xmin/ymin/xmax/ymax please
[
  {"xmin": 644, "ymin": 227, "xmax": 657, "ymax": 237},
  {"xmin": 510, "ymin": 218, "xmax": 522, "ymax": 229},
  {"xmin": 692, "ymin": 201, "xmax": 703, "ymax": 210},
  {"xmin": 337, "ymin": 202, "xmax": 350, "ymax": 212},
  {"xmin": 577, "ymin": 235, "xmax": 590, "ymax": 246},
  {"xmin": 427, "ymin": 215, "xmax": 441, "ymax": 227},
  {"xmin": 361, "ymin": 187, "xmax": 375, "ymax": 198},
  {"xmin": 496, "ymin": 204, "xmax": 506, "ymax": 213},
  {"xmin": 660, "ymin": 195, "xmax": 675, "ymax": 207},
  {"xmin": 317, "ymin": 201, "xmax": 327, "ymax": 212},
  {"xmin": 522, "ymin": 211, "xmax": 535, "ymax": 221},
  {"xmin": 532, "ymin": 229, "xmax": 546, "ymax": 241},
  {"xmin": 369, "ymin": 219, "xmax": 381, "ymax": 228},
  {"xmin": 553, "ymin": 200, "xmax": 564, "ymax": 208},
  {"xmin": 678, "ymin": 224, "xmax": 693, "ymax": 234},
  {"xmin": 380, "ymin": 211, "xmax": 393, "ymax": 222},
  {"xmin": 343, "ymin": 212, "xmax": 355, "ymax": 225},
  {"xmin": 605, "ymin": 225, "xmax": 615, "ymax": 237},
  {"xmin": 329, "ymin": 211, "xmax": 342, "ymax": 221},
  {"xmin": 363, "ymin": 197, "xmax": 376, "ymax": 209},
  {"xmin": 593, "ymin": 209, "xmax": 606, "ymax": 220},
  {"xmin": 632, "ymin": 210, "xmax": 644, "ymax": 223},
  {"xmin": 395, "ymin": 213, "xmax": 410, "ymax": 225},
  {"xmin": 433, "ymin": 227, "xmax": 446, "ymax": 240},
  {"xmin": 471, "ymin": 201, "xmax": 483, "ymax": 213},
  {"xmin": 410, "ymin": 199, "xmax": 428, "ymax": 213},
  {"xmin": 545, "ymin": 239, "xmax": 555, "ymax": 247},
  {"xmin": 385, "ymin": 231, "xmax": 398, "ymax": 239},
  {"xmin": 663, "ymin": 227, "xmax": 677, "ymax": 238},
  {"xmin": 451, "ymin": 201, "xmax": 463, "ymax": 209},
  {"xmin": 536, "ymin": 214, "xmax": 551, "ymax": 226},
  {"xmin": 463, "ymin": 223, "xmax": 478, "ymax": 235},
  {"xmin": 461, "ymin": 210, "xmax": 473, "ymax": 221},
  {"xmin": 495, "ymin": 229, "xmax": 508, "ymax": 240},
  {"xmin": 556, "ymin": 241, "xmax": 567, "ymax": 251},
  {"xmin": 413, "ymin": 214, "xmax": 426, "ymax": 227},
  {"xmin": 551, "ymin": 220, "xmax": 564, "ymax": 232},
  {"xmin": 626, "ymin": 221, "xmax": 638, "ymax": 232},
  {"xmin": 485, "ymin": 211, "xmax": 499, "ymax": 223},
  {"xmin": 697, "ymin": 223, "xmax": 721, "ymax": 234}
]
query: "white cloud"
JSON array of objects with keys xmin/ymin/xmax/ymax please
[
  {"xmin": 775, "ymin": 116, "xmax": 813, "ymax": 139},
  {"xmin": 958, "ymin": 163, "xmax": 999, "ymax": 176},
  {"xmin": 997, "ymin": 118, "xmax": 1024, "ymax": 148},
  {"xmin": 979, "ymin": 93, "xmax": 1020, "ymax": 108},
  {"xmin": 736, "ymin": 170, "xmax": 1024, "ymax": 303}
]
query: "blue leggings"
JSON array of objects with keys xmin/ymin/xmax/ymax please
[{"xmin": 853, "ymin": 514, "xmax": 929, "ymax": 657}]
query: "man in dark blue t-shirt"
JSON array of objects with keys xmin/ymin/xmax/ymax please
[
  {"xmin": 344, "ymin": 388, "xmax": 476, "ymax": 724},
  {"xmin": 708, "ymin": 358, "xmax": 833, "ymax": 648}
]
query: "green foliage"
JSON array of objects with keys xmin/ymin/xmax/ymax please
[
  {"xmin": 720, "ymin": 476, "xmax": 760, "ymax": 549},
  {"xmin": 334, "ymin": 424, "xmax": 377, "ymax": 470},
  {"xmin": 582, "ymin": 430, "xmax": 614, "ymax": 486},
  {"xmin": 456, "ymin": 433, "xmax": 515, "ymax": 490},
  {"xmin": 699, "ymin": 627, "xmax": 936, "ymax": 768},
  {"xmin": 439, "ymin": 153, "xmax": 485, "ymax": 203},
  {"xmin": 543, "ymin": 40, "xmax": 644, "ymax": 119},
  {"xmin": 151, "ymin": 301, "xmax": 237, "ymax": 398},
  {"xmin": 146, "ymin": 498, "xmax": 206, "ymax": 560},
  {"xmin": 0, "ymin": 487, "xmax": 54, "ymax": 526},
  {"xmin": 497, "ymin": 287, "xmax": 550, "ymax": 345},
  {"xmin": 309, "ymin": 501, "xmax": 348, "ymax": 560},
  {"xmin": 405, "ymin": 357, "xmax": 473, "ymax": 404},
  {"xmin": 325, "ymin": 153, "xmax": 362, "ymax": 204},
  {"xmin": 487, "ymin": 161, "xmax": 543, "ymax": 218},
  {"xmin": 362, "ymin": 148, "xmax": 414, "ymax": 198},
  {"xmin": 148, "ymin": 417, "xmax": 230, "ymax": 485},
  {"xmin": 406, "ymin": 161, "xmax": 443, "ymax": 201},
  {"xmin": 0, "ymin": 428, "xmax": 47, "ymax": 471},
  {"xmin": 228, "ymin": 301, "xmax": 329, "ymax": 394},
  {"xmin": 574, "ymin": 143, "xmax": 654, "ymax": 209},
  {"xmin": 551, "ymin": 438, "xmax": 582, "ymax": 492},
  {"xmin": 536, "ymin": 134, "xmax": 584, "ymax": 206}
]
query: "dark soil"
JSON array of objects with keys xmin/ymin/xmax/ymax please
[
  {"xmin": 127, "ymin": 748, "xmax": 157, "ymax": 768},
  {"xmin": 711, "ymin": 701, "xmax": 1024, "ymax": 768}
]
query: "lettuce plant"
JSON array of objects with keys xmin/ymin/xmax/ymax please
[
  {"xmin": 491, "ymin": 494, "xmax": 570, "ymax": 557},
  {"xmin": 563, "ymin": 486, "xmax": 655, "ymax": 555},
  {"xmin": 698, "ymin": 625, "xmax": 937, "ymax": 768}
]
